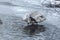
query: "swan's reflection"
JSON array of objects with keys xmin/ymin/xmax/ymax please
[{"xmin": 23, "ymin": 24, "xmax": 46, "ymax": 36}]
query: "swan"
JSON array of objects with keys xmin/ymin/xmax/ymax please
[{"xmin": 23, "ymin": 11, "xmax": 46, "ymax": 25}]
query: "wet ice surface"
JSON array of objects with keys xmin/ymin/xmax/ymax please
[
  {"xmin": 0, "ymin": 13, "xmax": 60, "ymax": 40},
  {"xmin": 0, "ymin": 0, "xmax": 60, "ymax": 40}
]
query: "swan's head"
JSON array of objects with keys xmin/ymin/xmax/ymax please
[{"xmin": 23, "ymin": 12, "xmax": 46, "ymax": 24}]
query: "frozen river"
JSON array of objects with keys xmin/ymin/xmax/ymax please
[{"xmin": 0, "ymin": 0, "xmax": 60, "ymax": 40}]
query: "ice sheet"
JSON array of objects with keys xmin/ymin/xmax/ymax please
[{"xmin": 0, "ymin": 0, "xmax": 60, "ymax": 40}]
